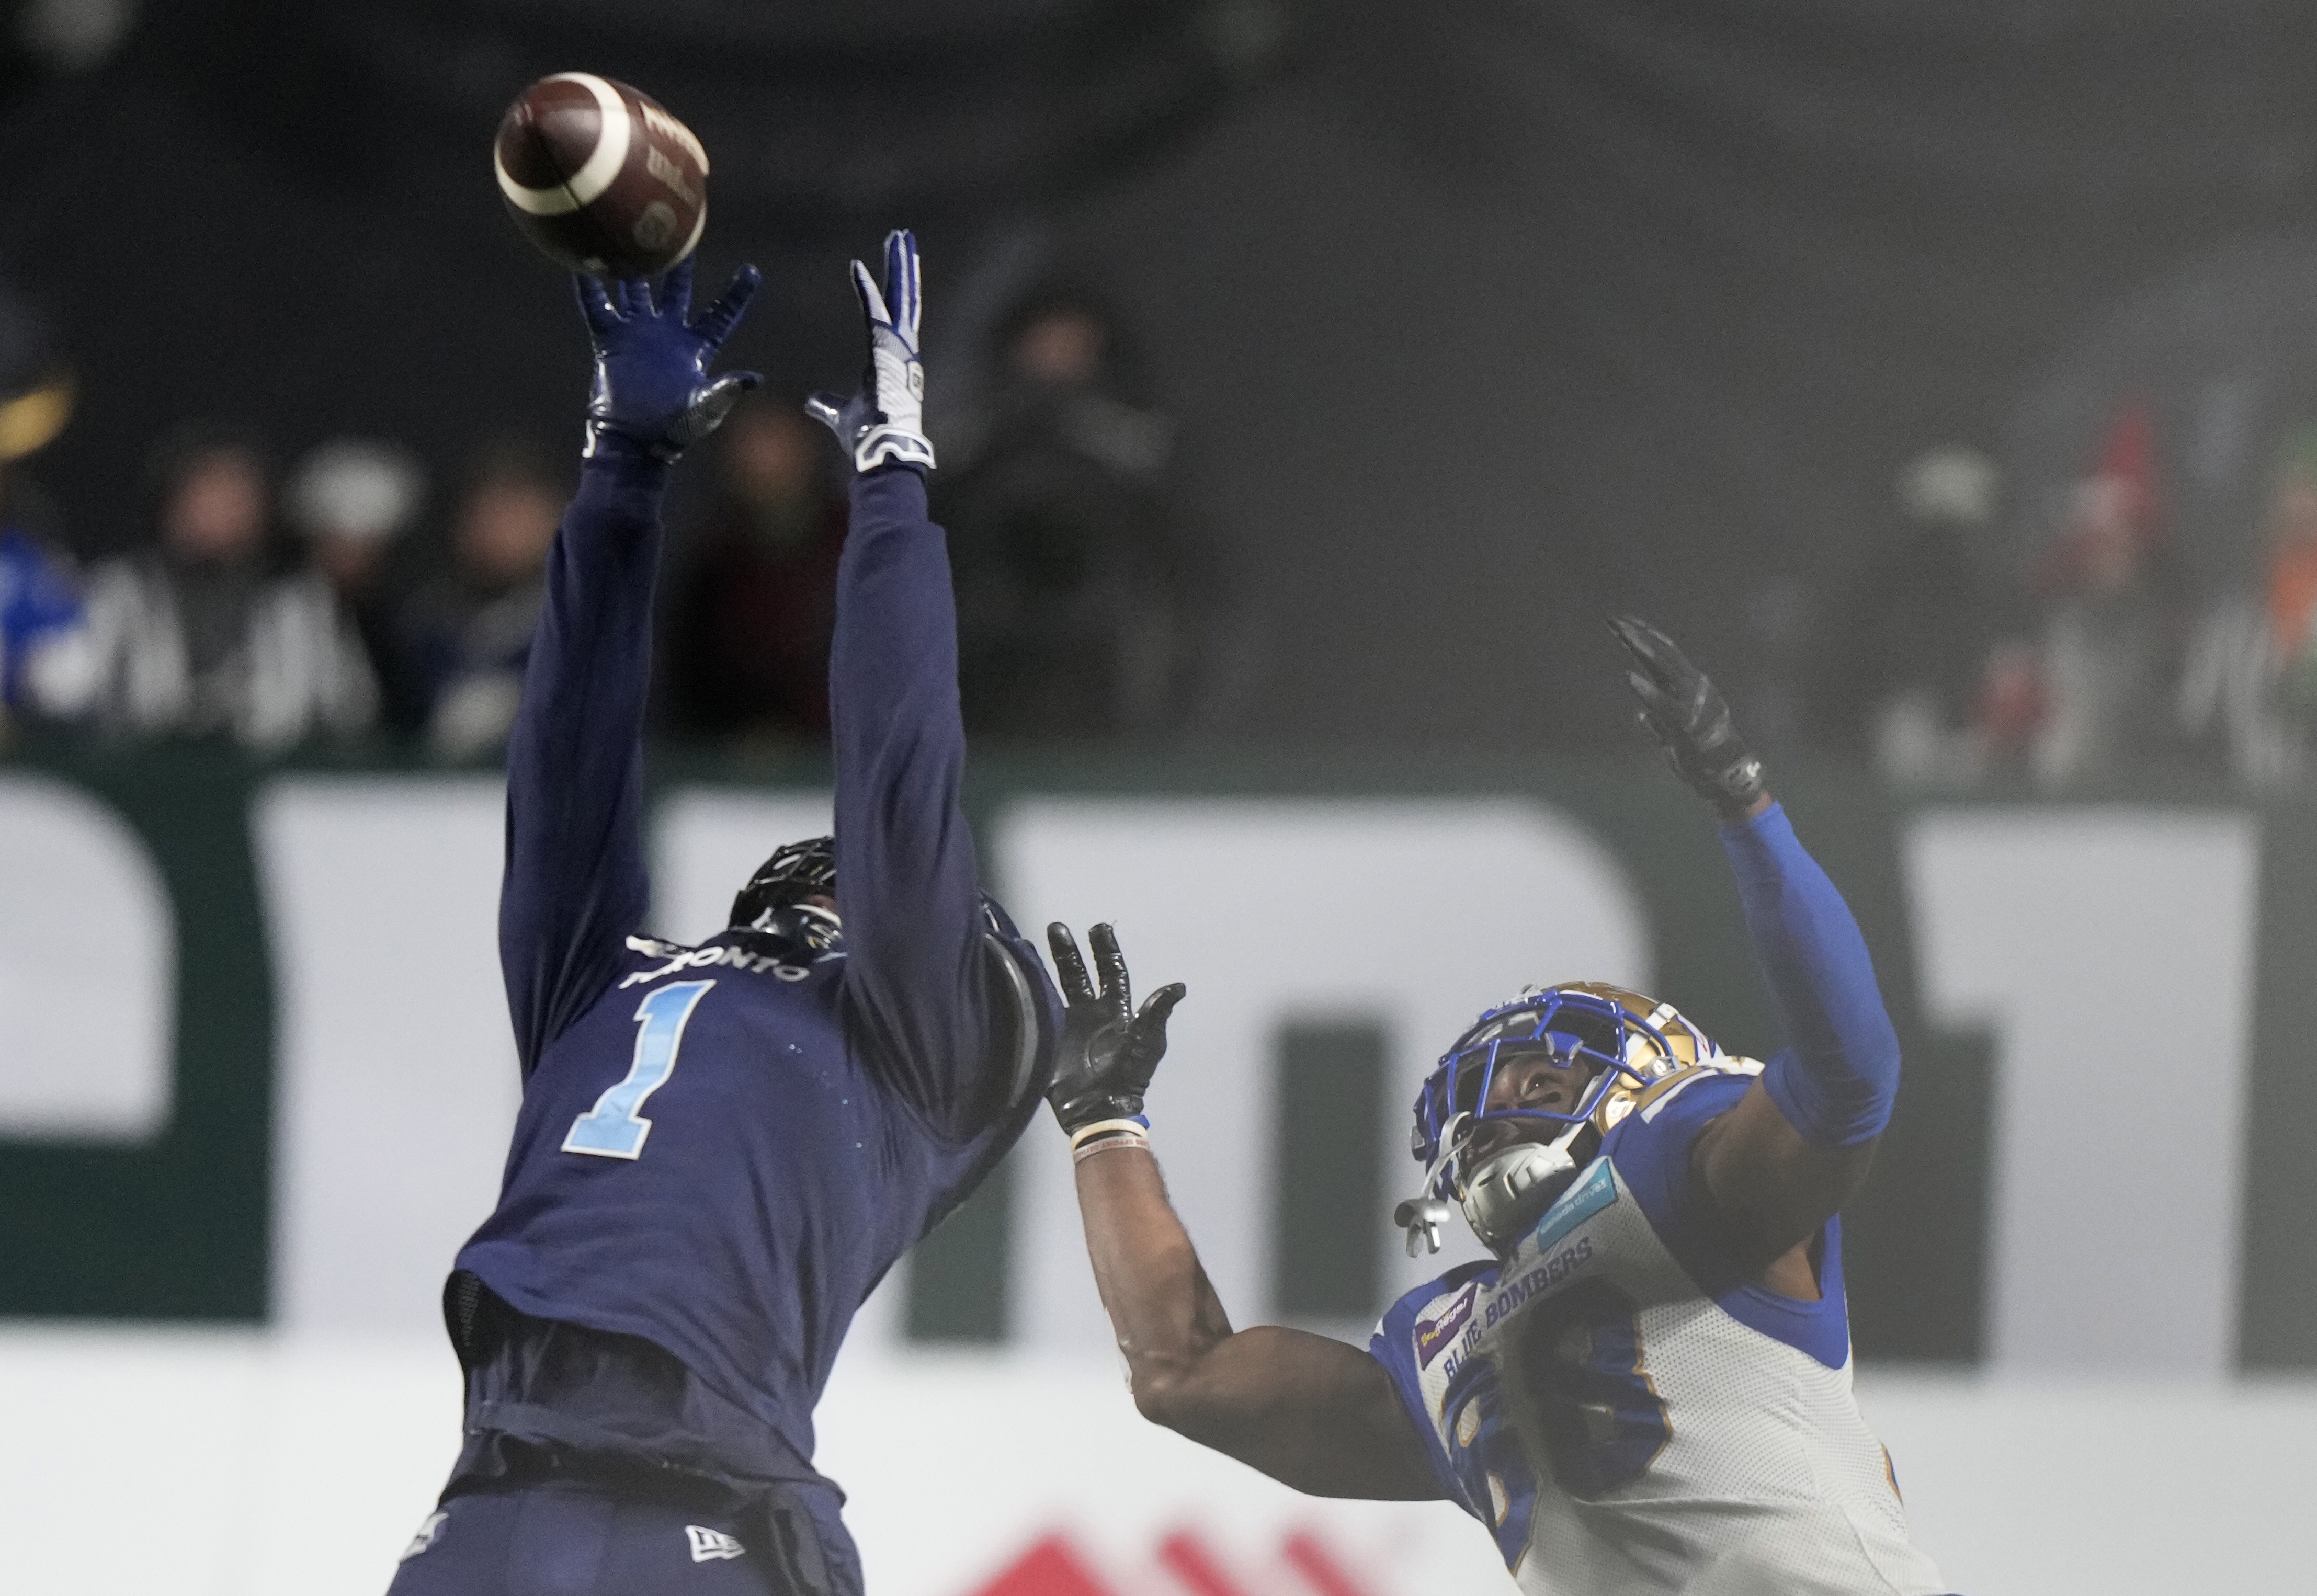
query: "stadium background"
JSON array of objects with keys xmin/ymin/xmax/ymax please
[{"xmin": 4, "ymin": 2, "xmax": 2316, "ymax": 1591}]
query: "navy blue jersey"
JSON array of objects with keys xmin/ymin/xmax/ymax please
[{"xmin": 453, "ymin": 458, "xmax": 1059, "ymax": 1494}]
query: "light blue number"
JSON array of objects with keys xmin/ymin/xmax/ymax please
[{"xmin": 561, "ymin": 979, "xmax": 715, "ymax": 1160}]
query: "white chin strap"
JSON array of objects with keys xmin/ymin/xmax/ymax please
[{"xmin": 1394, "ymin": 1115, "xmax": 1588, "ymax": 1258}]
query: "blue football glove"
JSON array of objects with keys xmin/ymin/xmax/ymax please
[
  {"xmin": 806, "ymin": 229, "xmax": 935, "ymax": 474},
  {"xmin": 575, "ymin": 259, "xmax": 763, "ymax": 462}
]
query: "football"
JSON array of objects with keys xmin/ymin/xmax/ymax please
[{"xmin": 493, "ymin": 73, "xmax": 709, "ymax": 278}]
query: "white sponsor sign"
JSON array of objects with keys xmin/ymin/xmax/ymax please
[
  {"xmin": 1904, "ymin": 808, "xmax": 2258, "ymax": 1375},
  {"xmin": 0, "ymin": 771, "xmax": 173, "ymax": 1139},
  {"xmin": 257, "ymin": 778, "xmax": 519, "ymax": 1336}
]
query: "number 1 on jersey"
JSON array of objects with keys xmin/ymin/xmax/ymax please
[{"xmin": 562, "ymin": 979, "xmax": 715, "ymax": 1160}]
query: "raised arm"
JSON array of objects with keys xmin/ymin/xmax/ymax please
[
  {"xmin": 1611, "ymin": 618, "xmax": 1893, "ymax": 1268},
  {"xmin": 1049, "ymin": 924, "xmax": 1443, "ymax": 1500},
  {"xmin": 810, "ymin": 232, "xmax": 1050, "ymax": 1131},
  {"xmin": 498, "ymin": 263, "xmax": 760, "ymax": 1073}
]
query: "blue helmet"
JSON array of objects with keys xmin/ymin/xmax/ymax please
[{"xmin": 1399, "ymin": 984, "xmax": 1713, "ymax": 1255}]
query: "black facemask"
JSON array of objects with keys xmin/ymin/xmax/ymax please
[{"xmin": 729, "ymin": 836, "xmax": 837, "ymax": 931}]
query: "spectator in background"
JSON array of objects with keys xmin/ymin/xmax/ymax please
[
  {"xmin": 2180, "ymin": 421, "xmax": 2317, "ymax": 788},
  {"xmin": 936, "ymin": 284, "xmax": 1198, "ymax": 740},
  {"xmin": 2027, "ymin": 402, "xmax": 2193, "ymax": 785},
  {"xmin": 0, "ymin": 375, "xmax": 82, "ymax": 736},
  {"xmin": 400, "ymin": 438, "xmax": 561, "ymax": 759},
  {"xmin": 283, "ymin": 437, "xmax": 425, "ymax": 731},
  {"xmin": 36, "ymin": 423, "xmax": 376, "ymax": 747},
  {"xmin": 664, "ymin": 395, "xmax": 845, "ymax": 745},
  {"xmin": 1810, "ymin": 445, "xmax": 2017, "ymax": 785},
  {"xmin": 0, "ymin": 271, "xmax": 83, "ymax": 738}
]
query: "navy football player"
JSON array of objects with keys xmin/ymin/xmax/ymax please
[
  {"xmin": 1049, "ymin": 620, "xmax": 1950, "ymax": 1595},
  {"xmin": 388, "ymin": 233, "xmax": 1060, "ymax": 1596}
]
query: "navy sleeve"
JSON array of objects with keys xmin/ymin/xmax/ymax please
[
  {"xmin": 1720, "ymin": 802, "xmax": 1900, "ymax": 1147},
  {"xmin": 497, "ymin": 453, "xmax": 667, "ymax": 1076},
  {"xmin": 830, "ymin": 465, "xmax": 1048, "ymax": 1134}
]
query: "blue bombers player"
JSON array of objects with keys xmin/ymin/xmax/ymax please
[
  {"xmin": 388, "ymin": 233, "xmax": 1060, "ymax": 1596},
  {"xmin": 1052, "ymin": 619, "xmax": 1950, "ymax": 1595}
]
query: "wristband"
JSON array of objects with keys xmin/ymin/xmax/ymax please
[{"xmin": 1070, "ymin": 1118, "xmax": 1150, "ymax": 1164}]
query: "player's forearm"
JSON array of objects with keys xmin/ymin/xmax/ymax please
[
  {"xmin": 827, "ymin": 465, "xmax": 995, "ymax": 1109},
  {"xmin": 1074, "ymin": 1147, "xmax": 1235, "ymax": 1395},
  {"xmin": 498, "ymin": 454, "xmax": 665, "ymax": 1059},
  {"xmin": 1720, "ymin": 801, "xmax": 1899, "ymax": 1146},
  {"xmin": 1072, "ymin": 1148, "xmax": 1441, "ymax": 1500}
]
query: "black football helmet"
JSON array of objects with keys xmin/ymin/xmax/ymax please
[{"xmin": 729, "ymin": 836, "xmax": 837, "ymax": 932}]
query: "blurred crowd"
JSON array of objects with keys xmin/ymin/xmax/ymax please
[
  {"xmin": 0, "ymin": 277, "xmax": 1210, "ymax": 759},
  {"xmin": 15, "ymin": 252, "xmax": 2317, "ymax": 791},
  {"xmin": 1807, "ymin": 403, "xmax": 2317, "ymax": 792}
]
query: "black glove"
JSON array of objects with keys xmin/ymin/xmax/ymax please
[
  {"xmin": 1608, "ymin": 615, "xmax": 1767, "ymax": 819},
  {"xmin": 1044, "ymin": 922, "xmax": 1186, "ymax": 1136}
]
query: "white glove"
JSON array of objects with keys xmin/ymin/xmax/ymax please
[{"xmin": 805, "ymin": 228, "xmax": 936, "ymax": 473}]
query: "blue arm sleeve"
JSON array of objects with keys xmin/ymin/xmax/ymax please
[
  {"xmin": 831, "ymin": 465, "xmax": 1050, "ymax": 1134},
  {"xmin": 1720, "ymin": 801, "xmax": 1899, "ymax": 1147},
  {"xmin": 497, "ymin": 453, "xmax": 667, "ymax": 1076}
]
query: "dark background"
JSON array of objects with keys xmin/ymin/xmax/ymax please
[{"xmin": 12, "ymin": 1, "xmax": 2317, "ymax": 749}]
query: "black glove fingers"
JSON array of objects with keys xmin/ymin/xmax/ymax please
[
  {"xmin": 1138, "ymin": 982, "xmax": 1186, "ymax": 1033},
  {"xmin": 1089, "ymin": 922, "xmax": 1132, "ymax": 1017},
  {"xmin": 1046, "ymin": 922, "xmax": 1097, "ymax": 1006},
  {"xmin": 1609, "ymin": 615, "xmax": 1694, "ymax": 693},
  {"xmin": 692, "ymin": 265, "xmax": 763, "ymax": 346},
  {"xmin": 1623, "ymin": 669, "xmax": 1682, "ymax": 724},
  {"xmin": 1683, "ymin": 673, "xmax": 1721, "ymax": 735}
]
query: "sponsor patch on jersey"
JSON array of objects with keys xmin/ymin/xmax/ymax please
[
  {"xmin": 1415, "ymin": 1282, "xmax": 1480, "ymax": 1367},
  {"xmin": 1529, "ymin": 1157, "xmax": 1616, "ymax": 1254}
]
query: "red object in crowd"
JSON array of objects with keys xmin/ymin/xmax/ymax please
[{"xmin": 2036, "ymin": 400, "xmax": 2165, "ymax": 596}]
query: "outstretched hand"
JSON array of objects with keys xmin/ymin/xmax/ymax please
[
  {"xmin": 1608, "ymin": 615, "xmax": 1768, "ymax": 819},
  {"xmin": 1045, "ymin": 921, "xmax": 1186, "ymax": 1136},
  {"xmin": 576, "ymin": 258, "xmax": 763, "ymax": 462},
  {"xmin": 807, "ymin": 228, "xmax": 936, "ymax": 474}
]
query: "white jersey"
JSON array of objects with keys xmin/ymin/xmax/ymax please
[{"xmin": 1370, "ymin": 1066, "xmax": 1947, "ymax": 1596}]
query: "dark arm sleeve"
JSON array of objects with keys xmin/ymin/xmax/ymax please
[
  {"xmin": 1719, "ymin": 801, "xmax": 1901, "ymax": 1147},
  {"xmin": 831, "ymin": 465, "xmax": 1042, "ymax": 1133},
  {"xmin": 497, "ymin": 453, "xmax": 668, "ymax": 1076}
]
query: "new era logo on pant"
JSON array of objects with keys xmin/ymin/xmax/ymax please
[{"xmin": 686, "ymin": 1524, "xmax": 747, "ymax": 1562}]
